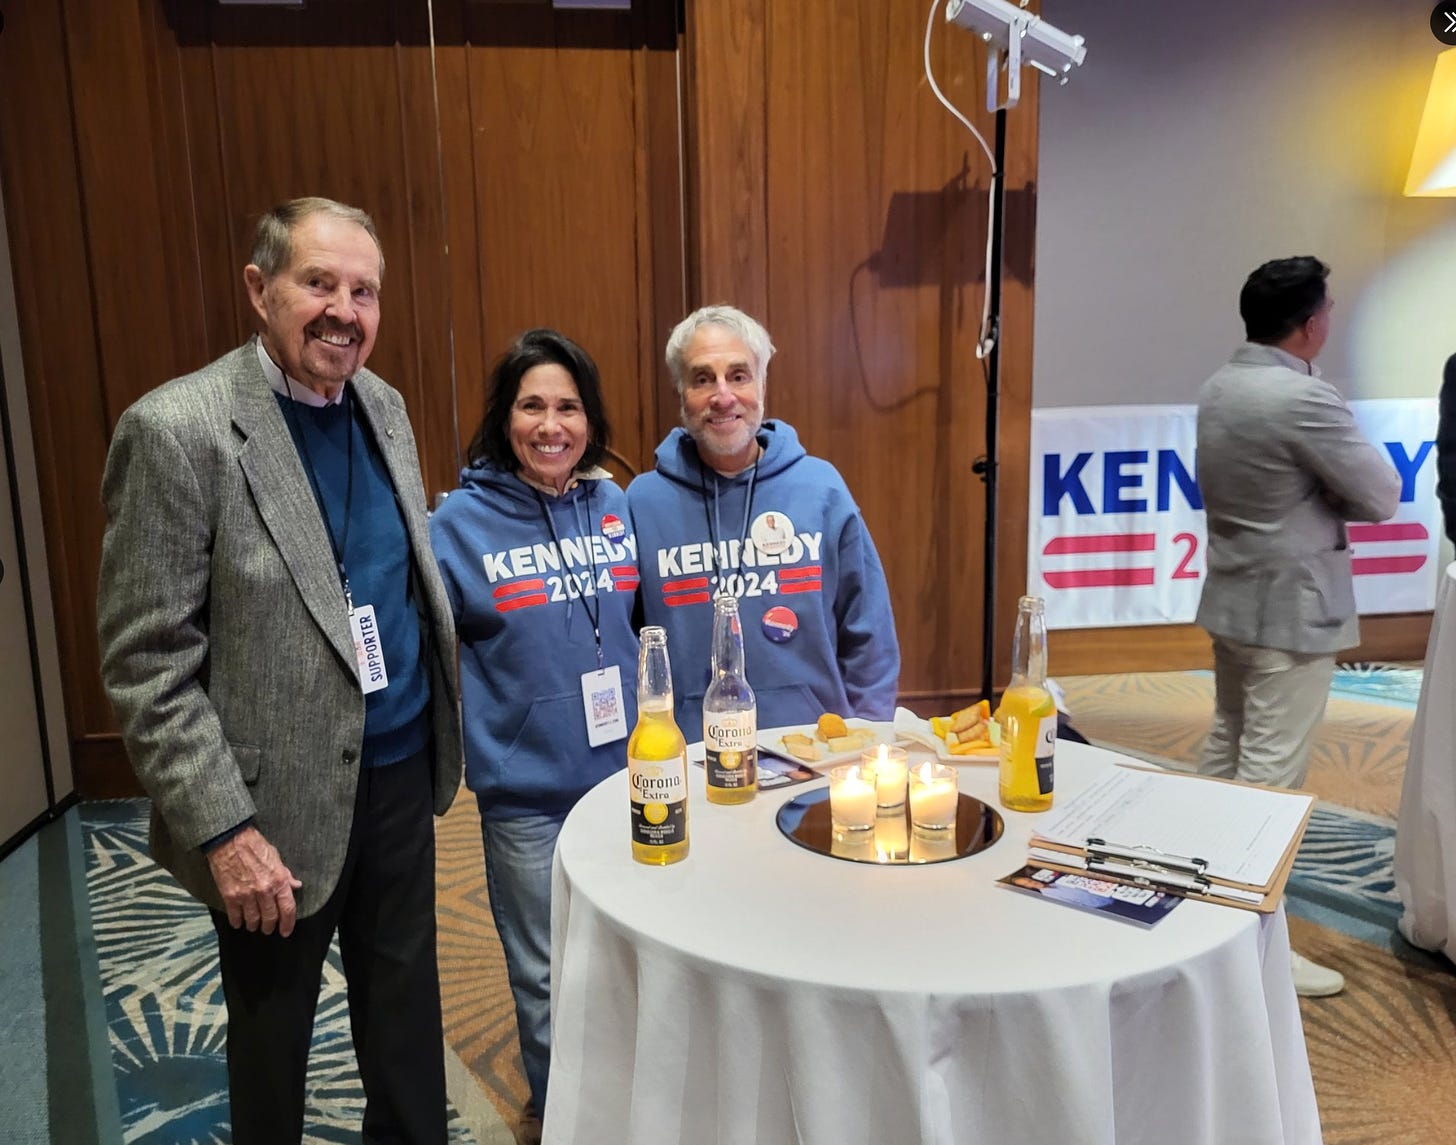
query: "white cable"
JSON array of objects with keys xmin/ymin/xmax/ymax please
[
  {"xmin": 923, "ymin": 0, "xmax": 999, "ymax": 359},
  {"xmin": 924, "ymin": 0, "xmax": 996, "ymax": 174}
]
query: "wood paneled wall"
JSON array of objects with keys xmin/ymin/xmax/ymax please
[
  {"xmin": 687, "ymin": 0, "xmax": 1036, "ymax": 709},
  {"xmin": 0, "ymin": 0, "xmax": 684, "ymax": 794},
  {"xmin": 2, "ymin": 0, "xmax": 1044, "ymax": 794}
]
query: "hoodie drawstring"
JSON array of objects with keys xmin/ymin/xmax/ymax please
[
  {"xmin": 534, "ymin": 483, "xmax": 604, "ymax": 668},
  {"xmin": 698, "ymin": 459, "xmax": 759, "ymax": 596}
]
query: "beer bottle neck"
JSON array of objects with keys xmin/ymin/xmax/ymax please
[{"xmin": 1009, "ymin": 607, "xmax": 1047, "ymax": 685}]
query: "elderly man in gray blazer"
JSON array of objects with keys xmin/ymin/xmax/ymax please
[
  {"xmin": 97, "ymin": 198, "xmax": 463, "ymax": 1144},
  {"xmin": 1195, "ymin": 255, "xmax": 1399, "ymax": 997}
]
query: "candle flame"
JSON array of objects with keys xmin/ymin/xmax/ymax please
[{"xmin": 876, "ymin": 743, "xmax": 889, "ymax": 764}]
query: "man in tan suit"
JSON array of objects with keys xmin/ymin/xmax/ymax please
[
  {"xmin": 1195, "ymin": 255, "xmax": 1399, "ymax": 997},
  {"xmin": 97, "ymin": 198, "xmax": 463, "ymax": 1143}
]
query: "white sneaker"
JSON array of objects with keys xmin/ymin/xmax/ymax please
[{"xmin": 1290, "ymin": 950, "xmax": 1345, "ymax": 997}]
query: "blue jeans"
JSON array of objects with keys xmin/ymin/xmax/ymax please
[{"xmin": 477, "ymin": 802, "xmax": 566, "ymax": 1111}]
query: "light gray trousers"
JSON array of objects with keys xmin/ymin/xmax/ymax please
[{"xmin": 1197, "ymin": 635, "xmax": 1335, "ymax": 789}]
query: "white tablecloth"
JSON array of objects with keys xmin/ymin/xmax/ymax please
[
  {"xmin": 1396, "ymin": 561, "xmax": 1456, "ymax": 956},
  {"xmin": 546, "ymin": 739, "xmax": 1321, "ymax": 1145}
]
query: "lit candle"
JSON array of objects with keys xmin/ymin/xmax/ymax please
[
  {"xmin": 866, "ymin": 744, "xmax": 908, "ymax": 808},
  {"xmin": 909, "ymin": 762, "xmax": 959, "ymax": 831},
  {"xmin": 829, "ymin": 764, "xmax": 878, "ymax": 831}
]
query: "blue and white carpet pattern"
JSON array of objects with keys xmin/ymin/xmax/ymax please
[
  {"xmin": 82, "ymin": 802, "xmax": 473, "ymax": 1144},
  {"xmin": 1328, "ymin": 662, "xmax": 1423, "ymax": 708},
  {"xmin": 1282, "ymin": 664, "xmax": 1411, "ymax": 944},
  {"xmin": 1287, "ymin": 807, "xmax": 1402, "ymax": 946}
]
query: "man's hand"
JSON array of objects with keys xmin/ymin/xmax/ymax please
[{"xmin": 205, "ymin": 825, "xmax": 304, "ymax": 936}]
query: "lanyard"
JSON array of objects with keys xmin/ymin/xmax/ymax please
[
  {"xmin": 282, "ymin": 381, "xmax": 357, "ymax": 611},
  {"xmin": 698, "ymin": 458, "xmax": 758, "ymax": 597},
  {"xmin": 534, "ymin": 483, "xmax": 604, "ymax": 669}
]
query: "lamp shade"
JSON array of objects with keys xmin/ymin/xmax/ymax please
[{"xmin": 1406, "ymin": 49, "xmax": 1456, "ymax": 196}]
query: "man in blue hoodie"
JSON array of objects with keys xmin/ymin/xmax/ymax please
[{"xmin": 628, "ymin": 305, "xmax": 900, "ymax": 735}]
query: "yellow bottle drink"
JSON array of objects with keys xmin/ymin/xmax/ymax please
[
  {"xmin": 629, "ymin": 627, "xmax": 690, "ymax": 864},
  {"xmin": 997, "ymin": 596, "xmax": 1056, "ymax": 812}
]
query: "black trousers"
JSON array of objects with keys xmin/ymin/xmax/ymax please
[{"xmin": 211, "ymin": 748, "xmax": 446, "ymax": 1145}]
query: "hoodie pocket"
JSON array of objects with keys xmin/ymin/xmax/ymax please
[{"xmin": 499, "ymin": 694, "xmax": 582, "ymax": 796}]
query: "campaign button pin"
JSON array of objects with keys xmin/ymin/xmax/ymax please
[
  {"xmin": 762, "ymin": 605, "xmax": 798, "ymax": 643},
  {"xmin": 600, "ymin": 513, "xmax": 626, "ymax": 541},
  {"xmin": 751, "ymin": 510, "xmax": 794, "ymax": 556}
]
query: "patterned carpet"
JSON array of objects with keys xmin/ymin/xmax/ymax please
[
  {"xmin": 436, "ymin": 801, "xmax": 527, "ymax": 1140},
  {"xmin": 80, "ymin": 805, "xmax": 479, "ymax": 1145},
  {"xmin": 1059, "ymin": 663, "xmax": 1456, "ymax": 1145}
]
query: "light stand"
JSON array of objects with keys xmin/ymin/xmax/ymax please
[
  {"xmin": 935, "ymin": 0, "xmax": 1085, "ymax": 701},
  {"xmin": 973, "ymin": 106, "xmax": 1007, "ymax": 701}
]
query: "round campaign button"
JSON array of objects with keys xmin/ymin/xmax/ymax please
[
  {"xmin": 762, "ymin": 605, "xmax": 798, "ymax": 643},
  {"xmin": 600, "ymin": 513, "xmax": 626, "ymax": 541},
  {"xmin": 750, "ymin": 510, "xmax": 794, "ymax": 556}
]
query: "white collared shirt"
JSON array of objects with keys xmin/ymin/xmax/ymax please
[{"xmin": 255, "ymin": 338, "xmax": 345, "ymax": 407}]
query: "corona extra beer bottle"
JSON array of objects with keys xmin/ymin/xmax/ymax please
[
  {"xmin": 702, "ymin": 594, "xmax": 758, "ymax": 804},
  {"xmin": 628, "ymin": 627, "xmax": 690, "ymax": 864},
  {"xmin": 996, "ymin": 595, "xmax": 1056, "ymax": 813}
]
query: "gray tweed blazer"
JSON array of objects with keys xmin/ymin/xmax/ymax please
[
  {"xmin": 1194, "ymin": 342, "xmax": 1401, "ymax": 655},
  {"xmin": 97, "ymin": 340, "xmax": 463, "ymax": 917}
]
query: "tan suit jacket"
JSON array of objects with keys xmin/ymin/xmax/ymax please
[
  {"xmin": 1195, "ymin": 342, "xmax": 1401, "ymax": 655},
  {"xmin": 97, "ymin": 341, "xmax": 462, "ymax": 917}
]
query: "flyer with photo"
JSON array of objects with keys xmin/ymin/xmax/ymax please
[{"xmin": 997, "ymin": 864, "xmax": 1183, "ymax": 927}]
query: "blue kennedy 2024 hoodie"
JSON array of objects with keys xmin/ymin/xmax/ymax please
[
  {"xmin": 429, "ymin": 462, "xmax": 640, "ymax": 819},
  {"xmin": 627, "ymin": 420, "xmax": 899, "ymax": 736}
]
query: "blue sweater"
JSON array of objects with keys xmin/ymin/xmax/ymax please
[
  {"xmin": 277, "ymin": 393, "xmax": 430, "ymax": 766},
  {"xmin": 627, "ymin": 421, "xmax": 900, "ymax": 735},
  {"xmin": 429, "ymin": 463, "xmax": 640, "ymax": 819}
]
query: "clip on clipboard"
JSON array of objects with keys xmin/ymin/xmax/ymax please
[{"xmin": 1025, "ymin": 766, "xmax": 1316, "ymax": 913}]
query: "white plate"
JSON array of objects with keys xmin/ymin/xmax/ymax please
[
  {"xmin": 759, "ymin": 719, "xmax": 898, "ymax": 769},
  {"xmin": 893, "ymin": 706, "xmax": 999, "ymax": 762}
]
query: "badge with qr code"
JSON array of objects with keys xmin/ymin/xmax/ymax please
[{"xmin": 580, "ymin": 665, "xmax": 628, "ymax": 747}]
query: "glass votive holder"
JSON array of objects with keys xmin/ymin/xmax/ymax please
[
  {"xmin": 908, "ymin": 761, "xmax": 959, "ymax": 833},
  {"xmin": 828, "ymin": 763, "xmax": 878, "ymax": 832},
  {"xmin": 864, "ymin": 744, "xmax": 908, "ymax": 809},
  {"xmin": 909, "ymin": 829, "xmax": 958, "ymax": 863},
  {"xmin": 831, "ymin": 829, "xmax": 878, "ymax": 861}
]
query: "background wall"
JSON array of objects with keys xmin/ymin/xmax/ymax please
[
  {"xmin": 0, "ymin": 0, "xmax": 1027, "ymax": 795},
  {"xmin": 1033, "ymin": 0, "xmax": 1450, "ymax": 670}
]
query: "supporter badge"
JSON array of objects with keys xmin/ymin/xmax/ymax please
[
  {"xmin": 349, "ymin": 603, "xmax": 390, "ymax": 694},
  {"xmin": 762, "ymin": 605, "xmax": 798, "ymax": 643},
  {"xmin": 750, "ymin": 510, "xmax": 794, "ymax": 556},
  {"xmin": 600, "ymin": 513, "xmax": 626, "ymax": 541}
]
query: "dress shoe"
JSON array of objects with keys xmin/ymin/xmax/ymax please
[{"xmin": 1290, "ymin": 950, "xmax": 1345, "ymax": 997}]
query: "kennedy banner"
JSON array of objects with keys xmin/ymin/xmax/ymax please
[{"xmin": 1029, "ymin": 400, "xmax": 1440, "ymax": 630}]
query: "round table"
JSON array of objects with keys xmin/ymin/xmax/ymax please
[{"xmin": 545, "ymin": 738, "xmax": 1320, "ymax": 1145}]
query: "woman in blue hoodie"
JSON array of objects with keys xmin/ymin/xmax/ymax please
[{"xmin": 429, "ymin": 329, "xmax": 639, "ymax": 1140}]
